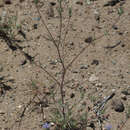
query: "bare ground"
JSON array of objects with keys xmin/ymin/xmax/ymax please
[{"xmin": 0, "ymin": 0, "xmax": 130, "ymax": 130}]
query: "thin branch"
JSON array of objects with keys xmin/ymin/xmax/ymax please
[
  {"xmin": 35, "ymin": 3, "xmax": 66, "ymax": 71},
  {"xmin": 66, "ymin": 44, "xmax": 89, "ymax": 70},
  {"xmin": 34, "ymin": 61, "xmax": 61, "ymax": 86},
  {"xmin": 62, "ymin": 16, "xmax": 71, "ymax": 61},
  {"xmin": 35, "ymin": 4, "xmax": 57, "ymax": 47},
  {"xmin": 58, "ymin": 0, "xmax": 63, "ymax": 47}
]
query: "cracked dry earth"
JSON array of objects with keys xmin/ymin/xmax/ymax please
[{"xmin": 0, "ymin": 0, "xmax": 130, "ymax": 130}]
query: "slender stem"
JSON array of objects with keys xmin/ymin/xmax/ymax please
[
  {"xmin": 35, "ymin": 2, "xmax": 66, "ymax": 119},
  {"xmin": 35, "ymin": 4, "xmax": 66, "ymax": 71},
  {"xmin": 58, "ymin": 0, "xmax": 63, "ymax": 47},
  {"xmin": 35, "ymin": 61, "xmax": 61, "ymax": 86},
  {"xmin": 66, "ymin": 44, "xmax": 89, "ymax": 70},
  {"xmin": 62, "ymin": 16, "xmax": 71, "ymax": 61},
  {"xmin": 60, "ymin": 69, "xmax": 66, "ymax": 120},
  {"xmin": 35, "ymin": 4, "xmax": 56, "ymax": 47}
]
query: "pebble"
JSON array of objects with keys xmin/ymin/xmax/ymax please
[
  {"xmin": 50, "ymin": 1, "xmax": 56, "ymax": 6},
  {"xmin": 121, "ymin": 90, "xmax": 130, "ymax": 95},
  {"xmin": 89, "ymin": 74, "xmax": 99, "ymax": 82},
  {"xmin": 75, "ymin": 1, "xmax": 83, "ymax": 5},
  {"xmin": 33, "ymin": 24, "xmax": 38, "ymax": 29},
  {"xmin": 80, "ymin": 64, "xmax": 88, "ymax": 69},
  {"xmin": 95, "ymin": 82, "xmax": 102, "ymax": 88},
  {"xmin": 112, "ymin": 89, "xmax": 116, "ymax": 93},
  {"xmin": 121, "ymin": 94, "xmax": 127, "ymax": 101},
  {"xmin": 17, "ymin": 105, "xmax": 22, "ymax": 109},
  {"xmin": 91, "ymin": 59, "xmax": 99, "ymax": 65},
  {"xmin": 0, "ymin": 110, "xmax": 5, "ymax": 114},
  {"xmin": 84, "ymin": 37, "xmax": 93, "ymax": 44},
  {"xmin": 112, "ymin": 25, "xmax": 118, "ymax": 30},
  {"xmin": 94, "ymin": 10, "xmax": 100, "ymax": 21},
  {"xmin": 111, "ymin": 99, "xmax": 125, "ymax": 112},
  {"xmin": 70, "ymin": 93, "xmax": 75, "ymax": 98},
  {"xmin": 4, "ymin": 0, "xmax": 11, "ymax": 4}
]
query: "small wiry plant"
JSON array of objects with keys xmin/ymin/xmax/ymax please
[
  {"xmin": 33, "ymin": 0, "xmax": 90, "ymax": 129},
  {"xmin": 0, "ymin": 11, "xmax": 20, "ymax": 39},
  {"xmin": 20, "ymin": 0, "xmax": 121, "ymax": 129}
]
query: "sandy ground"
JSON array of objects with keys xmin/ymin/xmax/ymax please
[{"xmin": 0, "ymin": 0, "xmax": 130, "ymax": 130}]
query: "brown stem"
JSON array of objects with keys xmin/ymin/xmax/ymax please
[
  {"xmin": 58, "ymin": 0, "xmax": 63, "ymax": 47},
  {"xmin": 35, "ymin": 4, "xmax": 66, "ymax": 71},
  {"xmin": 60, "ymin": 68, "xmax": 66, "ymax": 120}
]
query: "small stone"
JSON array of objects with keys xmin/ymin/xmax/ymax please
[
  {"xmin": 76, "ymin": 1, "xmax": 83, "ymax": 5},
  {"xmin": 49, "ymin": 60, "xmax": 57, "ymax": 65},
  {"xmin": 112, "ymin": 25, "xmax": 118, "ymax": 30},
  {"xmin": 89, "ymin": 74, "xmax": 99, "ymax": 82},
  {"xmin": 91, "ymin": 59, "xmax": 99, "ymax": 65},
  {"xmin": 118, "ymin": 32, "xmax": 123, "ymax": 35},
  {"xmin": 70, "ymin": 93, "xmax": 75, "ymax": 98},
  {"xmin": 88, "ymin": 122, "xmax": 95, "ymax": 129},
  {"xmin": 104, "ymin": 0, "xmax": 121, "ymax": 7},
  {"xmin": 84, "ymin": 37, "xmax": 93, "ymax": 43},
  {"xmin": 111, "ymin": 99, "xmax": 125, "ymax": 112},
  {"xmin": 33, "ymin": 24, "xmax": 38, "ymax": 29},
  {"xmin": 0, "ymin": 110, "xmax": 5, "ymax": 114},
  {"xmin": 80, "ymin": 65, "xmax": 88, "ymax": 69},
  {"xmin": 21, "ymin": 60, "xmax": 27, "ymax": 66},
  {"xmin": 81, "ymin": 101, "xmax": 86, "ymax": 106},
  {"xmin": 112, "ymin": 89, "xmax": 116, "ymax": 92},
  {"xmin": 50, "ymin": 1, "xmax": 56, "ymax": 6},
  {"xmin": 121, "ymin": 90, "xmax": 130, "ymax": 95},
  {"xmin": 50, "ymin": 122, "xmax": 55, "ymax": 126},
  {"xmin": 95, "ymin": 83, "xmax": 102, "ymax": 88},
  {"xmin": 70, "ymin": 42, "xmax": 74, "ymax": 46},
  {"xmin": 121, "ymin": 94, "xmax": 127, "ymax": 101},
  {"xmin": 17, "ymin": 105, "xmax": 22, "ymax": 109},
  {"xmin": 72, "ymin": 70, "xmax": 78, "ymax": 73},
  {"xmin": 4, "ymin": 0, "xmax": 11, "ymax": 4},
  {"xmin": 94, "ymin": 10, "xmax": 100, "ymax": 21}
]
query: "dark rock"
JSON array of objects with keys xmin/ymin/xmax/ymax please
[
  {"xmin": 112, "ymin": 25, "xmax": 118, "ymax": 30},
  {"xmin": 91, "ymin": 59, "xmax": 99, "ymax": 65},
  {"xmin": 84, "ymin": 37, "xmax": 93, "ymax": 43},
  {"xmin": 104, "ymin": 0, "xmax": 125, "ymax": 7},
  {"xmin": 76, "ymin": 1, "xmax": 83, "ymax": 5},
  {"xmin": 121, "ymin": 90, "xmax": 130, "ymax": 95},
  {"xmin": 112, "ymin": 99, "xmax": 125, "ymax": 112},
  {"xmin": 89, "ymin": 122, "xmax": 95, "ymax": 129},
  {"xmin": 70, "ymin": 93, "xmax": 75, "ymax": 98},
  {"xmin": 21, "ymin": 60, "xmax": 27, "ymax": 66},
  {"xmin": 121, "ymin": 94, "xmax": 127, "ymax": 101},
  {"xmin": 95, "ymin": 13, "xmax": 100, "ymax": 21},
  {"xmin": 4, "ymin": 0, "xmax": 11, "ymax": 4},
  {"xmin": 80, "ymin": 65, "xmax": 89, "ymax": 69},
  {"xmin": 118, "ymin": 32, "xmax": 123, "ymax": 35},
  {"xmin": 33, "ymin": 24, "xmax": 38, "ymax": 29},
  {"xmin": 50, "ymin": 1, "xmax": 56, "ymax": 6},
  {"xmin": 121, "ymin": 44, "xmax": 125, "ymax": 47}
]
